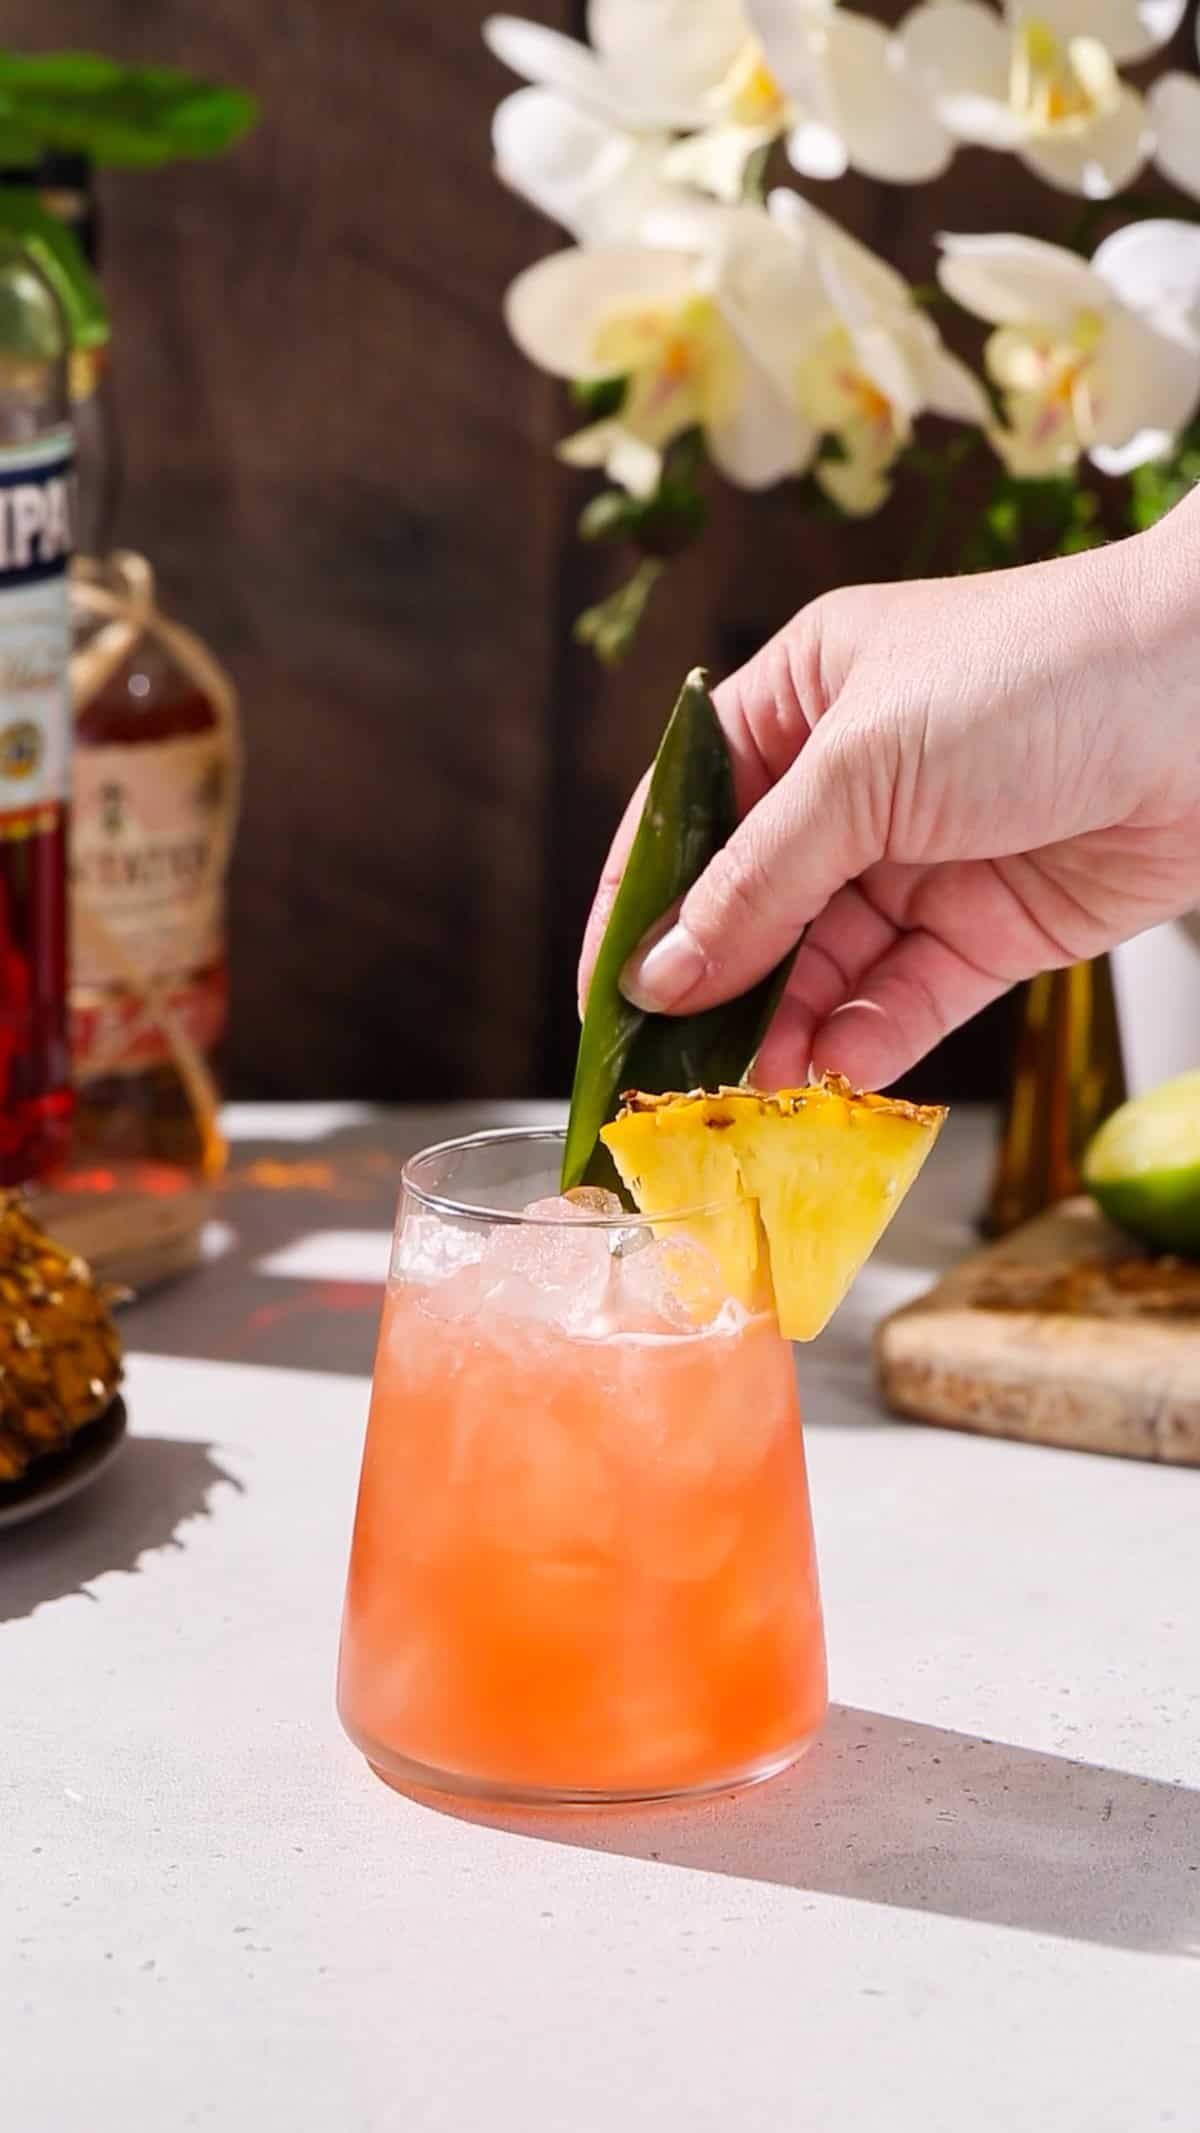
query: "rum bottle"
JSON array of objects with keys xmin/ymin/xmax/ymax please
[
  {"xmin": 69, "ymin": 556, "xmax": 238, "ymax": 1177},
  {"xmin": 0, "ymin": 238, "xmax": 73, "ymax": 1184}
]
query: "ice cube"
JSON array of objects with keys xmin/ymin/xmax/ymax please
[
  {"xmin": 562, "ymin": 1186, "xmax": 624, "ymax": 1217},
  {"xmin": 478, "ymin": 1212, "xmax": 616, "ymax": 1332},
  {"xmin": 523, "ymin": 1188, "xmax": 622, "ymax": 1222},
  {"xmin": 393, "ymin": 1207, "xmax": 485, "ymax": 1286},
  {"xmin": 522, "ymin": 1194, "xmax": 581, "ymax": 1222},
  {"xmin": 467, "ymin": 1401, "xmax": 619, "ymax": 1557},
  {"xmin": 647, "ymin": 1499, "xmax": 744, "ymax": 1582},
  {"xmin": 416, "ymin": 1259, "xmax": 491, "ymax": 1325},
  {"xmin": 613, "ymin": 1234, "xmax": 729, "ymax": 1333}
]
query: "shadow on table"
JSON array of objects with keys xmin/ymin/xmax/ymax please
[
  {"xmin": 0, "ymin": 1434, "xmax": 239, "ymax": 1623},
  {"xmin": 122, "ymin": 1115, "xmax": 411, "ymax": 1377},
  {"xmin": 120, "ymin": 1106, "xmax": 563, "ymax": 1376},
  {"xmin": 430, "ymin": 1704, "xmax": 1200, "ymax": 1956}
]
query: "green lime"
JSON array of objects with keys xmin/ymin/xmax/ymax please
[{"xmin": 1082, "ymin": 1070, "xmax": 1200, "ymax": 1256}]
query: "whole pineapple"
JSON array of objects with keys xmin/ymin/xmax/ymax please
[{"xmin": 0, "ymin": 1201, "xmax": 123, "ymax": 1484}]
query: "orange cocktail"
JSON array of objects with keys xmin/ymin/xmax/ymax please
[{"xmin": 338, "ymin": 1128, "xmax": 827, "ymax": 1804}]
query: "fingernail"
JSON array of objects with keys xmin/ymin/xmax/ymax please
[{"xmin": 620, "ymin": 922, "xmax": 705, "ymax": 1011}]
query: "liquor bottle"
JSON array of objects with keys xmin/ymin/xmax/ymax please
[
  {"xmin": 0, "ymin": 238, "xmax": 74, "ymax": 1184},
  {"xmin": 45, "ymin": 156, "xmax": 119, "ymax": 560},
  {"xmin": 0, "ymin": 155, "xmax": 118, "ymax": 561},
  {"xmin": 69, "ymin": 554, "xmax": 238, "ymax": 1178},
  {"xmin": 982, "ymin": 957, "xmax": 1127, "ymax": 1236}
]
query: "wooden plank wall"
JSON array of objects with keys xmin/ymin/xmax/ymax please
[{"xmin": 11, "ymin": 0, "xmax": 1183, "ymax": 1102}]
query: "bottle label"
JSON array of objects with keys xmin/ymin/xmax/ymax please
[
  {"xmin": 72, "ymin": 728, "xmax": 230, "ymax": 978},
  {"xmin": 71, "ymin": 726, "xmax": 232, "ymax": 1079},
  {"xmin": 0, "ymin": 433, "xmax": 73, "ymax": 837}
]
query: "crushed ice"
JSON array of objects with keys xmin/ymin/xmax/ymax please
[{"xmin": 400, "ymin": 1189, "xmax": 742, "ymax": 1337}]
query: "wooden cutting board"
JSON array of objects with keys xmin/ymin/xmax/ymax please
[
  {"xmin": 28, "ymin": 1169, "xmax": 213, "ymax": 1297},
  {"xmin": 876, "ymin": 1197, "xmax": 1200, "ymax": 1465}
]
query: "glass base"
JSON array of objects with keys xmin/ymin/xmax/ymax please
[{"xmin": 341, "ymin": 1711, "xmax": 820, "ymax": 1809}]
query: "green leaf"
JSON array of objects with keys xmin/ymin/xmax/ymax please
[
  {"xmin": 741, "ymin": 142, "xmax": 770, "ymax": 205},
  {"xmin": 618, "ymin": 945, "xmax": 797, "ymax": 1123},
  {"xmin": 0, "ymin": 52, "xmax": 257, "ymax": 168},
  {"xmin": 578, "ymin": 473, "xmax": 706, "ymax": 557},
  {"xmin": 0, "ymin": 117, "xmax": 47, "ymax": 164},
  {"xmin": 563, "ymin": 670, "xmax": 798, "ymax": 1193},
  {"xmin": 569, "ymin": 373, "xmax": 627, "ymax": 420},
  {"xmin": 576, "ymin": 430, "xmax": 708, "ymax": 561},
  {"xmin": 0, "ymin": 190, "xmax": 108, "ymax": 346},
  {"xmin": 1127, "ymin": 427, "xmax": 1200, "ymax": 532},
  {"xmin": 986, "ymin": 493, "xmax": 1021, "ymax": 548},
  {"xmin": 574, "ymin": 559, "xmax": 665, "ymax": 667},
  {"xmin": 1055, "ymin": 486, "xmax": 1101, "ymax": 556},
  {"xmin": 578, "ymin": 489, "xmax": 637, "ymax": 542}
]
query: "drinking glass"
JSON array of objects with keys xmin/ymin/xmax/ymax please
[{"xmin": 338, "ymin": 1127, "xmax": 827, "ymax": 1805}]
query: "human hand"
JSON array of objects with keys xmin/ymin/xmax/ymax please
[{"xmin": 579, "ymin": 495, "xmax": 1200, "ymax": 1089}]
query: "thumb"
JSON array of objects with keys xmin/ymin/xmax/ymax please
[{"xmin": 621, "ymin": 712, "xmax": 887, "ymax": 1015}]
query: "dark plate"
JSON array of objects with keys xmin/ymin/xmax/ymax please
[{"xmin": 0, "ymin": 1397, "xmax": 127, "ymax": 1531}]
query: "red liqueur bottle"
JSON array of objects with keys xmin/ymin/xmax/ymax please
[{"xmin": 0, "ymin": 239, "xmax": 73, "ymax": 1184}]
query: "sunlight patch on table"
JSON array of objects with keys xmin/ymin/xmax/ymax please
[
  {"xmin": 222, "ymin": 1103, "xmax": 376, "ymax": 1143},
  {"xmin": 254, "ymin": 1229, "xmax": 392, "ymax": 1283}
]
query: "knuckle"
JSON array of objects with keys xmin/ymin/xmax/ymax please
[
  {"xmin": 813, "ymin": 712, "xmax": 892, "ymax": 857},
  {"xmin": 688, "ymin": 836, "xmax": 777, "ymax": 956}
]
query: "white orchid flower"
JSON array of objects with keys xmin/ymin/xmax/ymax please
[
  {"xmin": 725, "ymin": 190, "xmax": 988, "ymax": 513},
  {"xmin": 741, "ymin": 0, "xmax": 952, "ymax": 185},
  {"xmin": 503, "ymin": 221, "xmax": 813, "ymax": 498},
  {"xmin": 1149, "ymin": 9, "xmax": 1200, "ymax": 203},
  {"xmin": 898, "ymin": 0, "xmax": 1186, "ymax": 198},
  {"xmin": 486, "ymin": 1, "xmax": 952, "ymax": 214},
  {"xmin": 493, "ymin": 89, "xmax": 683, "ymax": 243},
  {"xmin": 937, "ymin": 226, "xmax": 1200, "ymax": 478}
]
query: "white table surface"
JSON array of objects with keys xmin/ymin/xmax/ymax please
[{"xmin": 6, "ymin": 1102, "xmax": 1200, "ymax": 2132}]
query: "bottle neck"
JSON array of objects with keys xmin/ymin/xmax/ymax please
[
  {"xmin": 0, "ymin": 153, "xmax": 100, "ymax": 269},
  {"xmin": 0, "ymin": 237, "xmax": 72, "ymax": 447},
  {"xmin": 0, "ymin": 159, "xmax": 120, "ymax": 556}
]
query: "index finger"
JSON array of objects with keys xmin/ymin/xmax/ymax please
[{"xmin": 577, "ymin": 768, "xmax": 651, "ymax": 1017}]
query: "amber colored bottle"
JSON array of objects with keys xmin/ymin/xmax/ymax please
[
  {"xmin": 69, "ymin": 579, "xmax": 237, "ymax": 1177},
  {"xmin": 983, "ymin": 957, "xmax": 1127, "ymax": 1237}
]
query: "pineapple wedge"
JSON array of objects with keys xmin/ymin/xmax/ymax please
[{"xmin": 601, "ymin": 1075, "xmax": 945, "ymax": 1340}]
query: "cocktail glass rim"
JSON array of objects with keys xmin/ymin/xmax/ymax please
[{"xmin": 401, "ymin": 1124, "xmax": 744, "ymax": 1230}]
